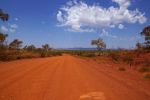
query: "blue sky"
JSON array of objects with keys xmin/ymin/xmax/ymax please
[{"xmin": 0, "ymin": 0, "xmax": 149, "ymax": 49}]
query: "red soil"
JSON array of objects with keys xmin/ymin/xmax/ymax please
[{"xmin": 0, "ymin": 55, "xmax": 149, "ymax": 100}]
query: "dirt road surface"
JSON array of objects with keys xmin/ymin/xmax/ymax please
[{"xmin": 0, "ymin": 55, "xmax": 150, "ymax": 100}]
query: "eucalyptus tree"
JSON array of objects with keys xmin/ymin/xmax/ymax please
[
  {"xmin": 0, "ymin": 32, "xmax": 8, "ymax": 45},
  {"xmin": 91, "ymin": 38, "xmax": 106, "ymax": 51},
  {"xmin": 141, "ymin": 25, "xmax": 150, "ymax": 47},
  {"xmin": 0, "ymin": 9, "xmax": 9, "ymax": 21},
  {"xmin": 9, "ymin": 39, "xmax": 23, "ymax": 50}
]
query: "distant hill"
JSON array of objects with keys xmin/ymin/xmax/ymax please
[
  {"xmin": 56, "ymin": 48, "xmax": 97, "ymax": 50},
  {"xmin": 55, "ymin": 48, "xmax": 129, "ymax": 51}
]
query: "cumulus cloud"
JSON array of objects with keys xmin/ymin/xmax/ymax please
[{"xmin": 57, "ymin": 0, "xmax": 147, "ymax": 32}]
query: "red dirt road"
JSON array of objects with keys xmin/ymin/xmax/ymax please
[{"xmin": 0, "ymin": 55, "xmax": 150, "ymax": 100}]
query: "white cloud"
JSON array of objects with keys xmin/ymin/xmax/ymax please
[
  {"xmin": 112, "ymin": 0, "xmax": 131, "ymax": 8},
  {"xmin": 57, "ymin": 11, "xmax": 64, "ymax": 22},
  {"xmin": 0, "ymin": 26, "xmax": 9, "ymax": 33},
  {"xmin": 101, "ymin": 29, "xmax": 109, "ymax": 36},
  {"xmin": 57, "ymin": 0, "xmax": 147, "ymax": 32},
  {"xmin": 9, "ymin": 24, "xmax": 18, "ymax": 33},
  {"xmin": 0, "ymin": 24, "xmax": 18, "ymax": 33},
  {"xmin": 118, "ymin": 24, "xmax": 124, "ymax": 29},
  {"xmin": 67, "ymin": 27, "xmax": 94, "ymax": 32},
  {"xmin": 100, "ymin": 29, "xmax": 142, "ymax": 41},
  {"xmin": 66, "ymin": 1, "xmax": 73, "ymax": 6},
  {"xmin": 10, "ymin": 24, "xmax": 18, "ymax": 29},
  {"xmin": 100, "ymin": 29, "xmax": 118, "ymax": 39}
]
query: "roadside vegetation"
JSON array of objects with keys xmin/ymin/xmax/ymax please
[
  {"xmin": 0, "ymin": 32, "xmax": 62, "ymax": 61},
  {"xmin": 62, "ymin": 25, "xmax": 150, "ymax": 79}
]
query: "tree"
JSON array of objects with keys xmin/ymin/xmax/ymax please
[
  {"xmin": 41, "ymin": 44, "xmax": 51, "ymax": 57},
  {"xmin": 0, "ymin": 32, "xmax": 8, "ymax": 51},
  {"xmin": 0, "ymin": 9, "xmax": 9, "ymax": 21},
  {"xmin": 91, "ymin": 38, "xmax": 106, "ymax": 50},
  {"xmin": 24, "ymin": 45, "xmax": 36, "ymax": 52},
  {"xmin": 0, "ymin": 32, "xmax": 8, "ymax": 45},
  {"xmin": 141, "ymin": 25, "xmax": 150, "ymax": 47},
  {"xmin": 42, "ymin": 44, "xmax": 50, "ymax": 52},
  {"xmin": 9, "ymin": 39, "xmax": 23, "ymax": 50},
  {"xmin": 136, "ymin": 42, "xmax": 143, "ymax": 50}
]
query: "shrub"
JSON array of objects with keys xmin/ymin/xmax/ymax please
[
  {"xmin": 49, "ymin": 51, "xmax": 62, "ymax": 56},
  {"xmin": 138, "ymin": 66, "xmax": 150, "ymax": 73},
  {"xmin": 118, "ymin": 67, "xmax": 126, "ymax": 71},
  {"xmin": 0, "ymin": 54, "xmax": 18, "ymax": 61},
  {"xmin": 122, "ymin": 56, "xmax": 133, "ymax": 66},
  {"xmin": 143, "ymin": 73, "xmax": 150, "ymax": 79},
  {"xmin": 110, "ymin": 53, "xmax": 120, "ymax": 61},
  {"xmin": 40, "ymin": 52, "xmax": 48, "ymax": 57},
  {"xmin": 81, "ymin": 53, "xmax": 96, "ymax": 57},
  {"xmin": 143, "ymin": 60, "xmax": 150, "ymax": 67}
]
